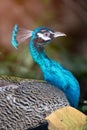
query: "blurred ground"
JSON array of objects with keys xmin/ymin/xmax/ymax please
[{"xmin": 0, "ymin": 0, "xmax": 87, "ymax": 114}]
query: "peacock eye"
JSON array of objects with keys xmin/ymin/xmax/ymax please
[{"xmin": 44, "ymin": 32, "xmax": 50, "ymax": 37}]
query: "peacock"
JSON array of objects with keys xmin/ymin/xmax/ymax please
[
  {"xmin": 0, "ymin": 24, "xmax": 81, "ymax": 130},
  {"xmin": 12, "ymin": 24, "xmax": 80, "ymax": 108}
]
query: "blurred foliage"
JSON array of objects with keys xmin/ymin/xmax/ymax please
[{"xmin": 0, "ymin": 0, "xmax": 87, "ymax": 114}]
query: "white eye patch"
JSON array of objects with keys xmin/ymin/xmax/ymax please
[{"xmin": 37, "ymin": 32, "xmax": 51, "ymax": 41}]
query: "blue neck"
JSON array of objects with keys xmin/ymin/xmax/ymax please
[
  {"xmin": 30, "ymin": 38, "xmax": 80, "ymax": 108},
  {"xmin": 30, "ymin": 38, "xmax": 50, "ymax": 68},
  {"xmin": 30, "ymin": 38, "xmax": 67, "ymax": 91}
]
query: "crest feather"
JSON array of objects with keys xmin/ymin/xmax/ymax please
[{"xmin": 12, "ymin": 24, "xmax": 33, "ymax": 49}]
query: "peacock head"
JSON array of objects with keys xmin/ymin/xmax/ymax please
[
  {"xmin": 12, "ymin": 25, "xmax": 66, "ymax": 49},
  {"xmin": 32, "ymin": 27, "xmax": 66, "ymax": 46}
]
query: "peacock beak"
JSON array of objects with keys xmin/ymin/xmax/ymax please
[{"xmin": 54, "ymin": 32, "xmax": 66, "ymax": 38}]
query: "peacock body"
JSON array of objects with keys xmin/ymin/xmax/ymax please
[
  {"xmin": 12, "ymin": 25, "xmax": 80, "ymax": 108},
  {"xmin": 0, "ymin": 76, "xmax": 69, "ymax": 129}
]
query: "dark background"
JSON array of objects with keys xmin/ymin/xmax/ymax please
[{"xmin": 0, "ymin": 0, "xmax": 87, "ymax": 114}]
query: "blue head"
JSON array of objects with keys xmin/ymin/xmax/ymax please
[{"xmin": 31, "ymin": 26, "xmax": 66, "ymax": 46}]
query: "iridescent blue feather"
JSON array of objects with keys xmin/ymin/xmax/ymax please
[{"xmin": 12, "ymin": 24, "xmax": 19, "ymax": 49}]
